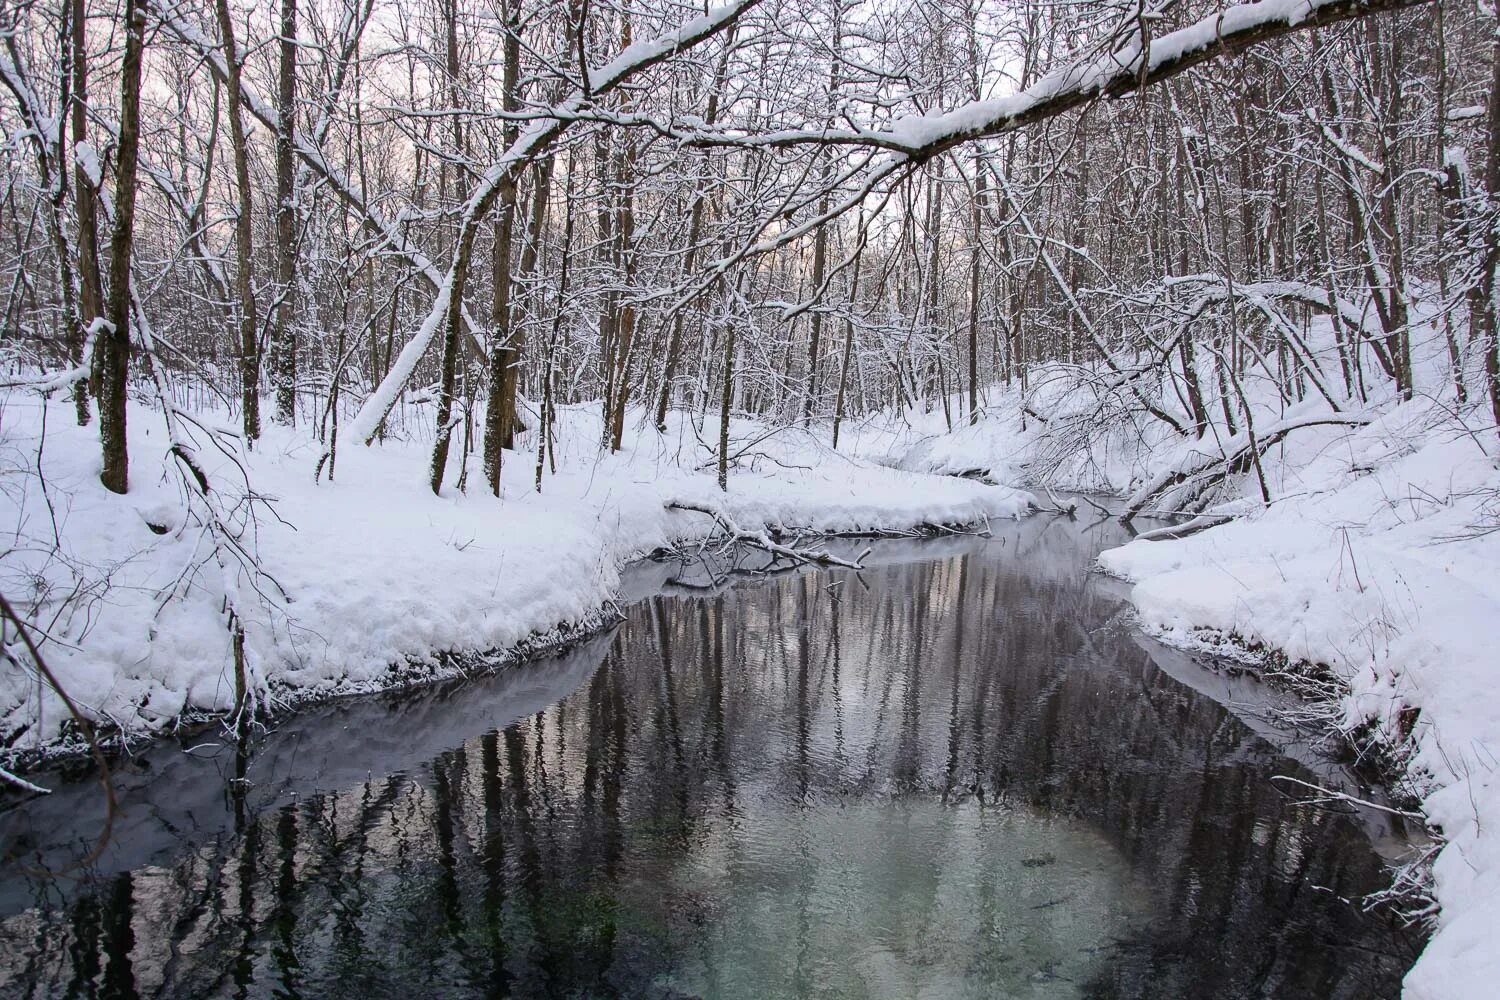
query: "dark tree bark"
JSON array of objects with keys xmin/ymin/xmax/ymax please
[
  {"xmin": 967, "ymin": 162, "xmax": 984, "ymax": 426},
  {"xmin": 98, "ymin": 0, "xmax": 147, "ymax": 494},
  {"xmin": 1479, "ymin": 31, "xmax": 1500, "ymax": 441},
  {"xmin": 214, "ymin": 0, "xmax": 261, "ymax": 442},
  {"xmin": 718, "ymin": 319, "xmax": 735, "ymax": 491},
  {"xmin": 606, "ymin": 7, "xmax": 639, "ymax": 453},
  {"xmin": 831, "ymin": 240, "xmax": 862, "ymax": 449},
  {"xmin": 429, "ymin": 0, "xmax": 468, "ymax": 494},
  {"xmin": 482, "ymin": 0, "xmax": 522, "ymax": 495},
  {"xmin": 803, "ymin": 181, "xmax": 830, "ymax": 423}
]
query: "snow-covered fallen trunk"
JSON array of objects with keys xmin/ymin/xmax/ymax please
[
  {"xmin": 666, "ymin": 502, "xmax": 870, "ymax": 569},
  {"xmin": 1119, "ymin": 409, "xmax": 1374, "ymax": 519}
]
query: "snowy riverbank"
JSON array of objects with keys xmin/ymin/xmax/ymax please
[
  {"xmin": 5, "ymin": 363, "xmax": 1496, "ymax": 998},
  {"xmin": 857, "ymin": 372, "xmax": 1499, "ymax": 1000},
  {"xmin": 1096, "ymin": 406, "xmax": 1499, "ymax": 1000},
  {"xmin": 0, "ymin": 394, "xmax": 1030, "ymax": 756}
]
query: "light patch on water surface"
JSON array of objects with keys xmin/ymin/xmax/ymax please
[{"xmin": 655, "ymin": 797, "xmax": 1148, "ymax": 1000}]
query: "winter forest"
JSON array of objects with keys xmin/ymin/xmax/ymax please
[{"xmin": 2, "ymin": 0, "xmax": 1499, "ymax": 996}]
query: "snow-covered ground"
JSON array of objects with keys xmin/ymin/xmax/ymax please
[
  {"xmin": 853, "ymin": 346, "xmax": 1499, "ymax": 998},
  {"xmin": 5, "ymin": 321, "xmax": 1497, "ymax": 997},
  {"xmin": 1096, "ymin": 401, "xmax": 1500, "ymax": 1000},
  {"xmin": 0, "ymin": 394, "xmax": 1029, "ymax": 755}
]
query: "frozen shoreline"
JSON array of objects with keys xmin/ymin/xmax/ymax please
[
  {"xmin": 868, "ymin": 378, "xmax": 1498, "ymax": 1000},
  {"xmin": 5, "ymin": 371, "xmax": 1495, "ymax": 998},
  {"xmin": 0, "ymin": 395, "xmax": 1031, "ymax": 759}
]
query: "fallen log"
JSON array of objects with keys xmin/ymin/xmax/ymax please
[
  {"xmin": 1131, "ymin": 512, "xmax": 1236, "ymax": 541},
  {"xmin": 667, "ymin": 502, "xmax": 869, "ymax": 570},
  {"xmin": 1121, "ymin": 412, "xmax": 1372, "ymax": 523}
]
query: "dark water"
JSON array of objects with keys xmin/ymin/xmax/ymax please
[{"xmin": 0, "ymin": 514, "xmax": 1423, "ymax": 998}]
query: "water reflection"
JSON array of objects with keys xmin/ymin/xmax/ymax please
[{"xmin": 0, "ymin": 515, "xmax": 1420, "ymax": 998}]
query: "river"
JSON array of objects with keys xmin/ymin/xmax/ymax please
[{"xmin": 0, "ymin": 509, "xmax": 1422, "ymax": 998}]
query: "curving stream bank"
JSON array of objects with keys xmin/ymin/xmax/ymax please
[{"xmin": 0, "ymin": 511, "xmax": 1423, "ymax": 998}]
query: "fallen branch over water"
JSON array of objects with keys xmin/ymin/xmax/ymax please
[
  {"xmin": 1029, "ymin": 489, "xmax": 1078, "ymax": 516},
  {"xmin": 1121, "ymin": 412, "xmax": 1374, "ymax": 523},
  {"xmin": 667, "ymin": 502, "xmax": 870, "ymax": 570},
  {"xmin": 1270, "ymin": 774, "xmax": 1426, "ymax": 820},
  {"xmin": 1132, "ymin": 512, "xmax": 1236, "ymax": 541}
]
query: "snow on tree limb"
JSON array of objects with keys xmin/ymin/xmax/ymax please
[
  {"xmin": 879, "ymin": 0, "xmax": 1432, "ymax": 160},
  {"xmin": 667, "ymin": 0, "xmax": 1428, "ymax": 159},
  {"xmin": 1120, "ymin": 410, "xmax": 1375, "ymax": 521},
  {"xmin": 144, "ymin": 0, "xmax": 490, "ymax": 360},
  {"xmin": 668, "ymin": 502, "xmax": 868, "ymax": 570},
  {"xmin": 339, "ymin": 0, "xmax": 761, "ymax": 450}
]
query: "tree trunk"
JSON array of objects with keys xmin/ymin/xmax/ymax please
[
  {"xmin": 1479, "ymin": 31, "xmax": 1500, "ymax": 441},
  {"xmin": 70, "ymin": 0, "xmax": 102, "ymax": 426},
  {"xmin": 718, "ymin": 319, "xmax": 735, "ymax": 491},
  {"xmin": 607, "ymin": 14, "xmax": 640, "ymax": 453},
  {"xmin": 831, "ymin": 241, "xmax": 863, "ymax": 449},
  {"xmin": 1434, "ymin": 1, "xmax": 1467, "ymax": 404},
  {"xmin": 271, "ymin": 0, "xmax": 298, "ymax": 424},
  {"xmin": 967, "ymin": 162, "xmax": 984, "ymax": 425},
  {"xmin": 214, "ymin": 0, "xmax": 261, "ymax": 442},
  {"xmin": 429, "ymin": 0, "xmax": 469, "ymax": 493},
  {"xmin": 482, "ymin": 0, "xmax": 522, "ymax": 495},
  {"xmin": 99, "ymin": 0, "xmax": 147, "ymax": 494}
]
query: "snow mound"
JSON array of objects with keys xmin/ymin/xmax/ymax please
[
  {"xmin": 0, "ymin": 395, "xmax": 1028, "ymax": 753},
  {"xmin": 1098, "ymin": 402, "xmax": 1500, "ymax": 1000}
]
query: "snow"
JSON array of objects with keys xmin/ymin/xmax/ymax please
[
  {"xmin": 878, "ymin": 0, "xmax": 1371, "ymax": 153},
  {"xmin": 0, "ymin": 393, "xmax": 1028, "ymax": 755},
  {"xmin": 340, "ymin": 0, "xmax": 754, "ymax": 446},
  {"xmin": 845, "ymin": 313, "xmax": 1500, "ymax": 999},
  {"xmin": 73, "ymin": 141, "xmax": 101, "ymax": 189},
  {"xmin": 589, "ymin": 0, "xmax": 757, "ymax": 88},
  {"xmin": 1098, "ymin": 408, "xmax": 1500, "ymax": 1000},
  {"xmin": 5, "ymin": 298, "xmax": 1498, "ymax": 997}
]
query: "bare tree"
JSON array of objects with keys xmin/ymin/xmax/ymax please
[{"xmin": 98, "ymin": 0, "xmax": 147, "ymax": 492}]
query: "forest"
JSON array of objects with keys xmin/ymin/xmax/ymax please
[{"xmin": 1, "ymin": 0, "xmax": 1497, "ymax": 997}]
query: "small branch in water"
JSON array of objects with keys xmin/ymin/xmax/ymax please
[
  {"xmin": 911, "ymin": 521, "xmax": 993, "ymax": 538},
  {"xmin": 1270, "ymin": 775, "xmax": 1426, "ymax": 820},
  {"xmin": 0, "ymin": 766, "xmax": 50, "ymax": 795},
  {"xmin": 1028, "ymin": 489, "xmax": 1077, "ymax": 516},
  {"xmin": 0, "ymin": 591, "xmax": 117, "ymax": 871},
  {"xmin": 1075, "ymin": 493, "xmax": 1113, "ymax": 517}
]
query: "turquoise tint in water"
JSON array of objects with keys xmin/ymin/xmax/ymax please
[
  {"xmin": 660, "ymin": 800, "xmax": 1145, "ymax": 999},
  {"xmin": 0, "ymin": 517, "xmax": 1421, "ymax": 998}
]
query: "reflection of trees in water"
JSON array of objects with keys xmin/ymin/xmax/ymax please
[{"xmin": 0, "ymin": 530, "xmax": 1416, "ymax": 998}]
